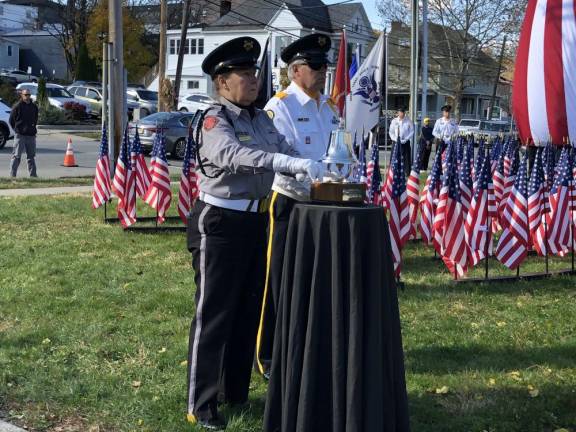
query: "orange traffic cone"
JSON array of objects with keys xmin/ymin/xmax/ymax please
[{"xmin": 62, "ymin": 137, "xmax": 78, "ymax": 167}]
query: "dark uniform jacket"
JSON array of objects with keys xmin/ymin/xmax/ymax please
[{"xmin": 9, "ymin": 101, "xmax": 39, "ymax": 136}]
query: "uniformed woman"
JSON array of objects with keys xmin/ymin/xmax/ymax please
[{"xmin": 185, "ymin": 37, "xmax": 322, "ymax": 430}]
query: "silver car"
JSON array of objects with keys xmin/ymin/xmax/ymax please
[{"xmin": 126, "ymin": 89, "xmax": 158, "ymax": 117}]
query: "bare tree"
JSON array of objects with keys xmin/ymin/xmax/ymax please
[{"xmin": 378, "ymin": 0, "xmax": 527, "ymax": 118}]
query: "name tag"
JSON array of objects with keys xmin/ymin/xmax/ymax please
[
  {"xmin": 331, "ymin": 116, "xmax": 339, "ymax": 125},
  {"xmin": 305, "ymin": 136, "xmax": 311, "ymax": 145},
  {"xmin": 297, "ymin": 117, "xmax": 309, "ymax": 122},
  {"xmin": 237, "ymin": 134, "xmax": 252, "ymax": 142}
]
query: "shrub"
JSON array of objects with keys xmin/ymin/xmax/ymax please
[
  {"xmin": 37, "ymin": 77, "xmax": 48, "ymax": 109},
  {"xmin": 38, "ymin": 105, "xmax": 68, "ymax": 125},
  {"xmin": 63, "ymin": 101, "xmax": 87, "ymax": 120},
  {"xmin": 0, "ymin": 82, "xmax": 18, "ymax": 106}
]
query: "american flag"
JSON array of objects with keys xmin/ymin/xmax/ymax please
[
  {"xmin": 419, "ymin": 144, "xmax": 443, "ymax": 245},
  {"xmin": 529, "ymin": 147, "xmax": 548, "ymax": 256},
  {"xmin": 177, "ymin": 127, "xmax": 199, "ymax": 224},
  {"xmin": 492, "ymin": 150, "xmax": 506, "ymax": 233},
  {"xmin": 499, "ymin": 144, "xmax": 519, "ymax": 230},
  {"xmin": 144, "ymin": 129, "xmax": 172, "ymax": 224},
  {"xmin": 366, "ymin": 137, "xmax": 382, "ymax": 205},
  {"xmin": 382, "ymin": 138, "xmax": 399, "ymax": 209},
  {"xmin": 112, "ymin": 126, "xmax": 136, "ymax": 228},
  {"xmin": 386, "ymin": 135, "xmax": 410, "ymax": 276},
  {"xmin": 542, "ymin": 143, "xmax": 555, "ymax": 214},
  {"xmin": 357, "ymin": 132, "xmax": 368, "ymax": 200},
  {"xmin": 459, "ymin": 141, "xmax": 473, "ymax": 215},
  {"xmin": 465, "ymin": 149, "xmax": 496, "ymax": 266},
  {"xmin": 495, "ymin": 153, "xmax": 530, "ymax": 269},
  {"xmin": 92, "ymin": 122, "xmax": 111, "ymax": 209},
  {"xmin": 131, "ymin": 127, "xmax": 151, "ymax": 198},
  {"xmin": 433, "ymin": 143, "xmax": 469, "ymax": 277},
  {"xmin": 490, "ymin": 136, "xmax": 502, "ymax": 174},
  {"xmin": 406, "ymin": 141, "xmax": 422, "ymax": 239},
  {"xmin": 473, "ymin": 138, "xmax": 486, "ymax": 187},
  {"xmin": 547, "ymin": 148, "xmax": 573, "ymax": 256}
]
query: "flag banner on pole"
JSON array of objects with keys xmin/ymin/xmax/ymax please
[
  {"xmin": 177, "ymin": 127, "xmax": 199, "ymax": 224},
  {"xmin": 144, "ymin": 130, "xmax": 172, "ymax": 224},
  {"xmin": 255, "ymin": 35, "xmax": 273, "ymax": 109},
  {"xmin": 331, "ymin": 30, "xmax": 349, "ymax": 117},
  {"xmin": 420, "ymin": 145, "xmax": 443, "ymax": 245},
  {"xmin": 529, "ymin": 147, "xmax": 549, "ymax": 256},
  {"xmin": 406, "ymin": 142, "xmax": 423, "ymax": 239},
  {"xmin": 131, "ymin": 127, "xmax": 151, "ymax": 199},
  {"xmin": 112, "ymin": 125, "xmax": 137, "ymax": 228},
  {"xmin": 366, "ymin": 135, "xmax": 382, "ymax": 205},
  {"xmin": 92, "ymin": 122, "xmax": 111, "ymax": 209},
  {"xmin": 547, "ymin": 148, "xmax": 573, "ymax": 256},
  {"xmin": 346, "ymin": 33, "xmax": 384, "ymax": 140},
  {"xmin": 496, "ymin": 153, "xmax": 530, "ymax": 269}
]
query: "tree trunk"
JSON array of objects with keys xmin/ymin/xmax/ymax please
[{"xmin": 173, "ymin": 0, "xmax": 192, "ymax": 111}]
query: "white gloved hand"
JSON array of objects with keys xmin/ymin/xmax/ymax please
[{"xmin": 272, "ymin": 154, "xmax": 324, "ymax": 180}]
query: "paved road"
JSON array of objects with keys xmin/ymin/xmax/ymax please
[{"xmin": 0, "ymin": 130, "xmax": 184, "ymax": 179}]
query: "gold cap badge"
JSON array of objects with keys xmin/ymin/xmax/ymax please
[{"xmin": 244, "ymin": 40, "xmax": 254, "ymax": 51}]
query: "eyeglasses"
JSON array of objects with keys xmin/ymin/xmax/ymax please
[
  {"xmin": 305, "ymin": 62, "xmax": 327, "ymax": 71},
  {"xmin": 22, "ymin": 93, "xmax": 31, "ymax": 97}
]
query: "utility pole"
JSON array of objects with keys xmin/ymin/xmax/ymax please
[
  {"xmin": 173, "ymin": 0, "xmax": 192, "ymax": 109},
  {"xmin": 158, "ymin": 0, "xmax": 167, "ymax": 112},
  {"xmin": 420, "ymin": 0, "xmax": 429, "ymax": 121},
  {"xmin": 409, "ymin": 0, "xmax": 419, "ymax": 164},
  {"xmin": 109, "ymin": 0, "xmax": 124, "ymax": 164},
  {"xmin": 488, "ymin": 35, "xmax": 507, "ymax": 120}
]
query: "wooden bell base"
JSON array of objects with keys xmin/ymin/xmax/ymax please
[{"xmin": 310, "ymin": 182, "xmax": 366, "ymax": 203}]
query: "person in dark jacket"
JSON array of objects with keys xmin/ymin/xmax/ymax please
[
  {"xmin": 9, "ymin": 89, "xmax": 39, "ymax": 177},
  {"xmin": 419, "ymin": 117, "xmax": 434, "ymax": 169}
]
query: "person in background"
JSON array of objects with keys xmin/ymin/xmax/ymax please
[
  {"xmin": 389, "ymin": 107, "xmax": 414, "ymax": 175},
  {"xmin": 432, "ymin": 104, "xmax": 459, "ymax": 153},
  {"xmin": 9, "ymin": 89, "xmax": 39, "ymax": 177},
  {"xmin": 419, "ymin": 117, "xmax": 434, "ymax": 170}
]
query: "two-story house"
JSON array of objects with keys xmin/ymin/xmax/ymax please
[{"xmin": 148, "ymin": 0, "xmax": 374, "ymax": 98}]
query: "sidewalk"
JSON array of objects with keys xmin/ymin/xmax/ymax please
[
  {"xmin": 0, "ymin": 420, "xmax": 26, "ymax": 432},
  {"xmin": 0, "ymin": 185, "xmax": 93, "ymax": 197}
]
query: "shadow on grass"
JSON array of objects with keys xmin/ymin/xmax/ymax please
[
  {"xmin": 407, "ymin": 383, "xmax": 576, "ymax": 432},
  {"xmin": 405, "ymin": 344, "xmax": 576, "ymax": 375}
]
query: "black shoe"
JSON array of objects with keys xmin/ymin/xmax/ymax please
[{"xmin": 188, "ymin": 412, "xmax": 226, "ymax": 431}]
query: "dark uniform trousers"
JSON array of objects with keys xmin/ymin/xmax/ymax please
[
  {"xmin": 186, "ymin": 200, "xmax": 268, "ymax": 420},
  {"xmin": 402, "ymin": 140, "xmax": 412, "ymax": 176},
  {"xmin": 255, "ymin": 192, "xmax": 296, "ymax": 376}
]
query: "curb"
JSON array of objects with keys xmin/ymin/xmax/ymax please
[{"xmin": 0, "ymin": 420, "xmax": 26, "ymax": 432}]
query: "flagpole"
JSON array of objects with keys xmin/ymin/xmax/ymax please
[
  {"xmin": 343, "ymin": 26, "xmax": 348, "ymax": 128},
  {"xmin": 384, "ymin": 30, "xmax": 389, "ymax": 170},
  {"xmin": 545, "ymin": 217, "xmax": 549, "ymax": 274},
  {"xmin": 485, "ymin": 217, "xmax": 490, "ymax": 280}
]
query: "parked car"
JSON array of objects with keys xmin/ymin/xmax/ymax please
[
  {"xmin": 129, "ymin": 110, "xmax": 201, "ymax": 159},
  {"xmin": 178, "ymin": 93, "xmax": 214, "ymax": 112},
  {"xmin": 0, "ymin": 69, "xmax": 38, "ymax": 83},
  {"xmin": 16, "ymin": 82, "xmax": 94, "ymax": 116},
  {"xmin": 459, "ymin": 119, "xmax": 514, "ymax": 138},
  {"xmin": 68, "ymin": 84, "xmax": 139, "ymax": 118},
  {"xmin": 0, "ymin": 75, "xmax": 18, "ymax": 86},
  {"xmin": 0, "ymin": 99, "xmax": 15, "ymax": 149},
  {"xmin": 126, "ymin": 89, "xmax": 158, "ymax": 117}
]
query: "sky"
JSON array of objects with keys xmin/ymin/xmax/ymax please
[{"xmin": 324, "ymin": 0, "xmax": 386, "ymax": 31}]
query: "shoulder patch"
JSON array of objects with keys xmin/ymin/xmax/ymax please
[
  {"xmin": 266, "ymin": 109, "xmax": 275, "ymax": 120},
  {"xmin": 203, "ymin": 116, "xmax": 219, "ymax": 131},
  {"xmin": 274, "ymin": 91, "xmax": 288, "ymax": 100}
]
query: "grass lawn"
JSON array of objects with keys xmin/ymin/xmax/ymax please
[
  {"xmin": 1, "ymin": 192, "xmax": 575, "ymax": 432},
  {"xmin": 0, "ymin": 175, "xmax": 184, "ymax": 190}
]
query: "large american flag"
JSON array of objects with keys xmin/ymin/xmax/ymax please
[
  {"xmin": 386, "ymin": 136, "xmax": 410, "ymax": 276},
  {"xmin": 495, "ymin": 153, "xmax": 530, "ymax": 269},
  {"xmin": 419, "ymin": 145, "xmax": 443, "ymax": 245},
  {"xmin": 529, "ymin": 148, "xmax": 548, "ymax": 256},
  {"xmin": 177, "ymin": 127, "xmax": 199, "ymax": 224},
  {"xmin": 92, "ymin": 122, "xmax": 111, "ymax": 209},
  {"xmin": 547, "ymin": 149, "xmax": 573, "ymax": 256},
  {"xmin": 112, "ymin": 126, "xmax": 136, "ymax": 228},
  {"xmin": 465, "ymin": 150, "xmax": 496, "ymax": 266},
  {"xmin": 131, "ymin": 128, "xmax": 151, "ymax": 198},
  {"xmin": 433, "ymin": 143, "xmax": 469, "ymax": 277},
  {"xmin": 144, "ymin": 130, "xmax": 172, "ymax": 224},
  {"xmin": 366, "ymin": 137, "xmax": 382, "ymax": 205},
  {"xmin": 406, "ymin": 141, "xmax": 422, "ymax": 239}
]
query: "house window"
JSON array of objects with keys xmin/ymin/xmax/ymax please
[
  {"xmin": 170, "ymin": 39, "xmax": 175, "ymax": 55},
  {"xmin": 187, "ymin": 80, "xmax": 199, "ymax": 89},
  {"xmin": 183, "ymin": 39, "xmax": 190, "ymax": 55},
  {"xmin": 26, "ymin": 10, "xmax": 32, "ymax": 18},
  {"xmin": 198, "ymin": 38, "xmax": 204, "ymax": 54},
  {"xmin": 190, "ymin": 38, "xmax": 197, "ymax": 54},
  {"xmin": 7, "ymin": 45, "xmax": 12, "ymax": 56},
  {"xmin": 186, "ymin": 38, "xmax": 204, "ymax": 55}
]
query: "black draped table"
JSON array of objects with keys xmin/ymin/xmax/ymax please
[{"xmin": 263, "ymin": 203, "xmax": 411, "ymax": 432}]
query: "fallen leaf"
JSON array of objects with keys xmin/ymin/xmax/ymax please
[
  {"xmin": 488, "ymin": 378, "xmax": 496, "ymax": 387},
  {"xmin": 528, "ymin": 386, "xmax": 539, "ymax": 398},
  {"xmin": 508, "ymin": 371, "xmax": 522, "ymax": 381},
  {"xmin": 137, "ymin": 419, "xmax": 144, "ymax": 425},
  {"xmin": 435, "ymin": 386, "xmax": 449, "ymax": 394},
  {"xmin": 158, "ymin": 347, "xmax": 167, "ymax": 353},
  {"xmin": 496, "ymin": 321, "xmax": 507, "ymax": 327},
  {"xmin": 132, "ymin": 381, "xmax": 142, "ymax": 388},
  {"xmin": 180, "ymin": 360, "xmax": 188, "ymax": 367},
  {"xmin": 42, "ymin": 338, "xmax": 51, "ymax": 345}
]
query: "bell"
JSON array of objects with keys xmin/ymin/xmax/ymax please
[{"xmin": 322, "ymin": 123, "xmax": 358, "ymax": 181}]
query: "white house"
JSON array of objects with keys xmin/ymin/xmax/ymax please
[
  {"xmin": 0, "ymin": 0, "xmax": 38, "ymax": 33},
  {"xmin": 0, "ymin": 36, "xmax": 19, "ymax": 70},
  {"xmin": 148, "ymin": 0, "xmax": 374, "ymax": 98}
]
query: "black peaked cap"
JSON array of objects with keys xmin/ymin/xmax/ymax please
[
  {"xmin": 281, "ymin": 33, "xmax": 331, "ymax": 64},
  {"xmin": 202, "ymin": 37, "xmax": 261, "ymax": 77}
]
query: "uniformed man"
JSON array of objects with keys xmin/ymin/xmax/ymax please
[
  {"xmin": 255, "ymin": 33, "xmax": 338, "ymax": 379},
  {"xmin": 389, "ymin": 107, "xmax": 414, "ymax": 175},
  {"xmin": 433, "ymin": 104, "xmax": 459, "ymax": 151},
  {"xmin": 419, "ymin": 117, "xmax": 434, "ymax": 169},
  {"xmin": 186, "ymin": 36, "xmax": 323, "ymax": 431}
]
